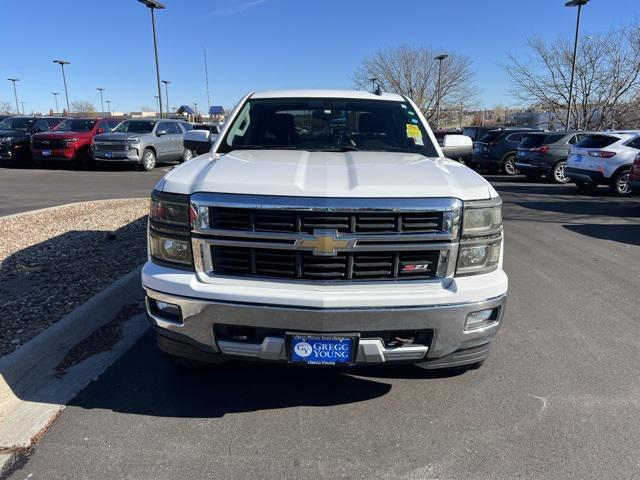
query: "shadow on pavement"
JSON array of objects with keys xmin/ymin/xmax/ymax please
[
  {"xmin": 563, "ymin": 223, "xmax": 640, "ymax": 246},
  {"xmin": 65, "ymin": 332, "xmax": 460, "ymax": 418}
]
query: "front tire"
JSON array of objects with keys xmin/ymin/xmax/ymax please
[
  {"xmin": 610, "ymin": 168, "xmax": 631, "ymax": 196},
  {"xmin": 502, "ymin": 155, "xmax": 519, "ymax": 175},
  {"xmin": 181, "ymin": 149, "xmax": 193, "ymax": 163},
  {"xmin": 140, "ymin": 148, "xmax": 156, "ymax": 171},
  {"xmin": 550, "ymin": 160, "xmax": 570, "ymax": 184}
]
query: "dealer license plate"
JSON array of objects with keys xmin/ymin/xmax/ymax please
[
  {"xmin": 287, "ymin": 333, "xmax": 358, "ymax": 366},
  {"xmin": 104, "ymin": 152, "xmax": 113, "ymax": 158},
  {"xmin": 574, "ymin": 154, "xmax": 582, "ymax": 163},
  {"xmin": 42, "ymin": 150, "xmax": 51, "ymax": 156}
]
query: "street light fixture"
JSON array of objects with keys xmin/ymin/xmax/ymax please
[
  {"xmin": 7, "ymin": 78, "xmax": 20, "ymax": 114},
  {"xmin": 51, "ymin": 92, "xmax": 60, "ymax": 115},
  {"xmin": 97, "ymin": 87, "xmax": 106, "ymax": 114},
  {"xmin": 161, "ymin": 80, "xmax": 171, "ymax": 118},
  {"xmin": 564, "ymin": 0, "xmax": 589, "ymax": 131},
  {"xmin": 434, "ymin": 54, "xmax": 448, "ymax": 130},
  {"xmin": 53, "ymin": 60, "xmax": 71, "ymax": 115},
  {"xmin": 138, "ymin": 0, "xmax": 166, "ymax": 119}
]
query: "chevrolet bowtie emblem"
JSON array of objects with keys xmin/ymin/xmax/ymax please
[{"xmin": 296, "ymin": 230, "xmax": 355, "ymax": 256}]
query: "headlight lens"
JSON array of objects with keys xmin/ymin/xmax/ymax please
[
  {"xmin": 457, "ymin": 198, "xmax": 502, "ymax": 276},
  {"xmin": 149, "ymin": 232, "xmax": 192, "ymax": 265},
  {"xmin": 148, "ymin": 191, "xmax": 192, "ymax": 268},
  {"xmin": 128, "ymin": 137, "xmax": 140, "ymax": 144},
  {"xmin": 0, "ymin": 137, "xmax": 13, "ymax": 143}
]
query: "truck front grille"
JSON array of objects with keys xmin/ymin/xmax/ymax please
[
  {"xmin": 94, "ymin": 142, "xmax": 128, "ymax": 151},
  {"xmin": 32, "ymin": 138, "xmax": 68, "ymax": 149},
  {"xmin": 191, "ymin": 194, "xmax": 462, "ymax": 283},
  {"xmin": 211, "ymin": 246, "xmax": 439, "ymax": 280},
  {"xmin": 210, "ymin": 207, "xmax": 442, "ymax": 234}
]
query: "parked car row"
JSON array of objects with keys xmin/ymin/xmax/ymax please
[
  {"xmin": 467, "ymin": 126, "xmax": 640, "ymax": 196},
  {"xmin": 0, "ymin": 115, "xmax": 223, "ymax": 171}
]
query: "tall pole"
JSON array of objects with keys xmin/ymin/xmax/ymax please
[
  {"xmin": 565, "ymin": 0, "xmax": 588, "ymax": 131},
  {"xmin": 52, "ymin": 92, "xmax": 59, "ymax": 115},
  {"xmin": 21, "ymin": 102, "xmax": 26, "ymax": 115},
  {"xmin": 154, "ymin": 95, "xmax": 160, "ymax": 115},
  {"xmin": 162, "ymin": 80, "xmax": 170, "ymax": 118},
  {"xmin": 106, "ymin": 100, "xmax": 112, "ymax": 113},
  {"xmin": 7, "ymin": 79, "xmax": 20, "ymax": 114},
  {"xmin": 434, "ymin": 54, "xmax": 448, "ymax": 130},
  {"xmin": 151, "ymin": 8, "xmax": 163, "ymax": 118},
  {"xmin": 204, "ymin": 47, "xmax": 211, "ymax": 111},
  {"xmin": 54, "ymin": 60, "xmax": 71, "ymax": 115},
  {"xmin": 97, "ymin": 88, "xmax": 106, "ymax": 114}
]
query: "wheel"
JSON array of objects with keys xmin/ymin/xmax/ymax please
[
  {"xmin": 575, "ymin": 180, "xmax": 597, "ymax": 192},
  {"xmin": 502, "ymin": 155, "xmax": 519, "ymax": 175},
  {"xmin": 610, "ymin": 168, "xmax": 631, "ymax": 196},
  {"xmin": 140, "ymin": 148, "xmax": 156, "ymax": 171},
  {"xmin": 550, "ymin": 160, "xmax": 570, "ymax": 184},
  {"xmin": 181, "ymin": 149, "xmax": 193, "ymax": 163}
]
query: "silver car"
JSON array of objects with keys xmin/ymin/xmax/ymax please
[{"xmin": 92, "ymin": 119, "xmax": 192, "ymax": 170}]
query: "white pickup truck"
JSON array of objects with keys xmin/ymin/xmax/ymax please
[{"xmin": 143, "ymin": 90, "xmax": 508, "ymax": 370}]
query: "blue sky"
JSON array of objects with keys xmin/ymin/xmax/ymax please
[{"xmin": 2, "ymin": 0, "xmax": 638, "ymax": 114}]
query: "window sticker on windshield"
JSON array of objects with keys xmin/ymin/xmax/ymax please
[
  {"xmin": 411, "ymin": 118, "xmax": 419, "ymax": 124},
  {"xmin": 408, "ymin": 110, "xmax": 415, "ymax": 116},
  {"xmin": 401, "ymin": 104, "xmax": 407, "ymax": 109},
  {"xmin": 406, "ymin": 124, "xmax": 424, "ymax": 145}
]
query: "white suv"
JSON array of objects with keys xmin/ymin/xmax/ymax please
[
  {"xmin": 566, "ymin": 131, "xmax": 640, "ymax": 196},
  {"xmin": 142, "ymin": 90, "xmax": 508, "ymax": 371}
]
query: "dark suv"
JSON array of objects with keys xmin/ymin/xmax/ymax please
[
  {"xmin": 470, "ymin": 128, "xmax": 542, "ymax": 175},
  {"xmin": 462, "ymin": 126, "xmax": 500, "ymax": 142},
  {"xmin": 514, "ymin": 131, "xmax": 589, "ymax": 183},
  {"xmin": 0, "ymin": 116, "xmax": 65, "ymax": 164}
]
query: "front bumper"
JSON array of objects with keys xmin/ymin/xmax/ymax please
[
  {"xmin": 566, "ymin": 166, "xmax": 605, "ymax": 184},
  {"xmin": 92, "ymin": 148, "xmax": 141, "ymax": 163},
  {"xmin": 32, "ymin": 148, "xmax": 76, "ymax": 161},
  {"xmin": 144, "ymin": 287, "xmax": 507, "ymax": 368}
]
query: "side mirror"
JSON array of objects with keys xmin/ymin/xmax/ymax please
[
  {"xmin": 156, "ymin": 129, "xmax": 168, "ymax": 136},
  {"xmin": 183, "ymin": 129, "xmax": 213, "ymax": 155}
]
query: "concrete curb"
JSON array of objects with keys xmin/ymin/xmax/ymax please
[
  {"xmin": 0, "ymin": 198, "xmax": 147, "ymax": 220},
  {"xmin": 0, "ymin": 265, "xmax": 148, "ymax": 473}
]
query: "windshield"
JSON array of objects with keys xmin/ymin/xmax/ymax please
[
  {"xmin": 218, "ymin": 98, "xmax": 438, "ymax": 156},
  {"xmin": 54, "ymin": 119, "xmax": 96, "ymax": 132},
  {"xmin": 113, "ymin": 120, "xmax": 156, "ymax": 134},
  {"xmin": 0, "ymin": 118, "xmax": 35, "ymax": 131}
]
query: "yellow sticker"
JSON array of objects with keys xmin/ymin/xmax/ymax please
[{"xmin": 406, "ymin": 124, "xmax": 421, "ymax": 138}]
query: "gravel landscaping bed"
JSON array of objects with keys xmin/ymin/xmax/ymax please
[{"xmin": 0, "ymin": 199, "xmax": 148, "ymax": 357}]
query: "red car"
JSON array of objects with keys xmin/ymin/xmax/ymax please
[
  {"xmin": 31, "ymin": 117, "xmax": 123, "ymax": 165},
  {"xmin": 630, "ymin": 153, "xmax": 640, "ymax": 194}
]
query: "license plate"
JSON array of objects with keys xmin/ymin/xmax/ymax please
[
  {"xmin": 287, "ymin": 333, "xmax": 358, "ymax": 366},
  {"xmin": 574, "ymin": 154, "xmax": 582, "ymax": 163},
  {"xmin": 104, "ymin": 152, "xmax": 113, "ymax": 158},
  {"xmin": 42, "ymin": 150, "xmax": 51, "ymax": 156}
]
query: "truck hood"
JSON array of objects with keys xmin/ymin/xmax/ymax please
[
  {"xmin": 33, "ymin": 130, "xmax": 92, "ymax": 139},
  {"xmin": 93, "ymin": 132, "xmax": 141, "ymax": 141},
  {"xmin": 160, "ymin": 150, "xmax": 496, "ymax": 200}
]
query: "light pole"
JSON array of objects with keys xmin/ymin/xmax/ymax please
[
  {"xmin": 53, "ymin": 60, "xmax": 71, "ymax": 115},
  {"xmin": 139, "ymin": 0, "xmax": 166, "ymax": 119},
  {"xmin": 154, "ymin": 95, "xmax": 160, "ymax": 115},
  {"xmin": 51, "ymin": 92, "xmax": 60, "ymax": 115},
  {"xmin": 161, "ymin": 80, "xmax": 171, "ymax": 117},
  {"xmin": 564, "ymin": 0, "xmax": 589, "ymax": 131},
  {"xmin": 7, "ymin": 78, "xmax": 20, "ymax": 114},
  {"xmin": 96, "ymin": 87, "xmax": 106, "ymax": 114},
  {"xmin": 106, "ymin": 100, "xmax": 112, "ymax": 114},
  {"xmin": 21, "ymin": 102, "xmax": 26, "ymax": 115},
  {"xmin": 434, "ymin": 54, "xmax": 448, "ymax": 130}
]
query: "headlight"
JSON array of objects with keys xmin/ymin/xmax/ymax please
[
  {"xmin": 65, "ymin": 138, "xmax": 79, "ymax": 145},
  {"xmin": 149, "ymin": 232, "xmax": 192, "ymax": 265},
  {"xmin": 128, "ymin": 137, "xmax": 140, "ymax": 144},
  {"xmin": 0, "ymin": 137, "xmax": 12, "ymax": 143},
  {"xmin": 148, "ymin": 191, "xmax": 192, "ymax": 268},
  {"xmin": 457, "ymin": 198, "xmax": 502, "ymax": 276}
]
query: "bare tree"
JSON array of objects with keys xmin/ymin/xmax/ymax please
[
  {"xmin": 505, "ymin": 24, "xmax": 640, "ymax": 130},
  {"xmin": 70, "ymin": 101, "xmax": 97, "ymax": 115},
  {"xmin": 0, "ymin": 101, "xmax": 12, "ymax": 114},
  {"xmin": 141, "ymin": 105, "xmax": 154, "ymax": 112},
  {"xmin": 353, "ymin": 45, "xmax": 478, "ymax": 122}
]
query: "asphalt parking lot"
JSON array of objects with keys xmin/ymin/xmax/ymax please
[
  {"xmin": 0, "ymin": 165, "xmax": 166, "ymax": 216},
  {"xmin": 3, "ymin": 174, "xmax": 640, "ymax": 480}
]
